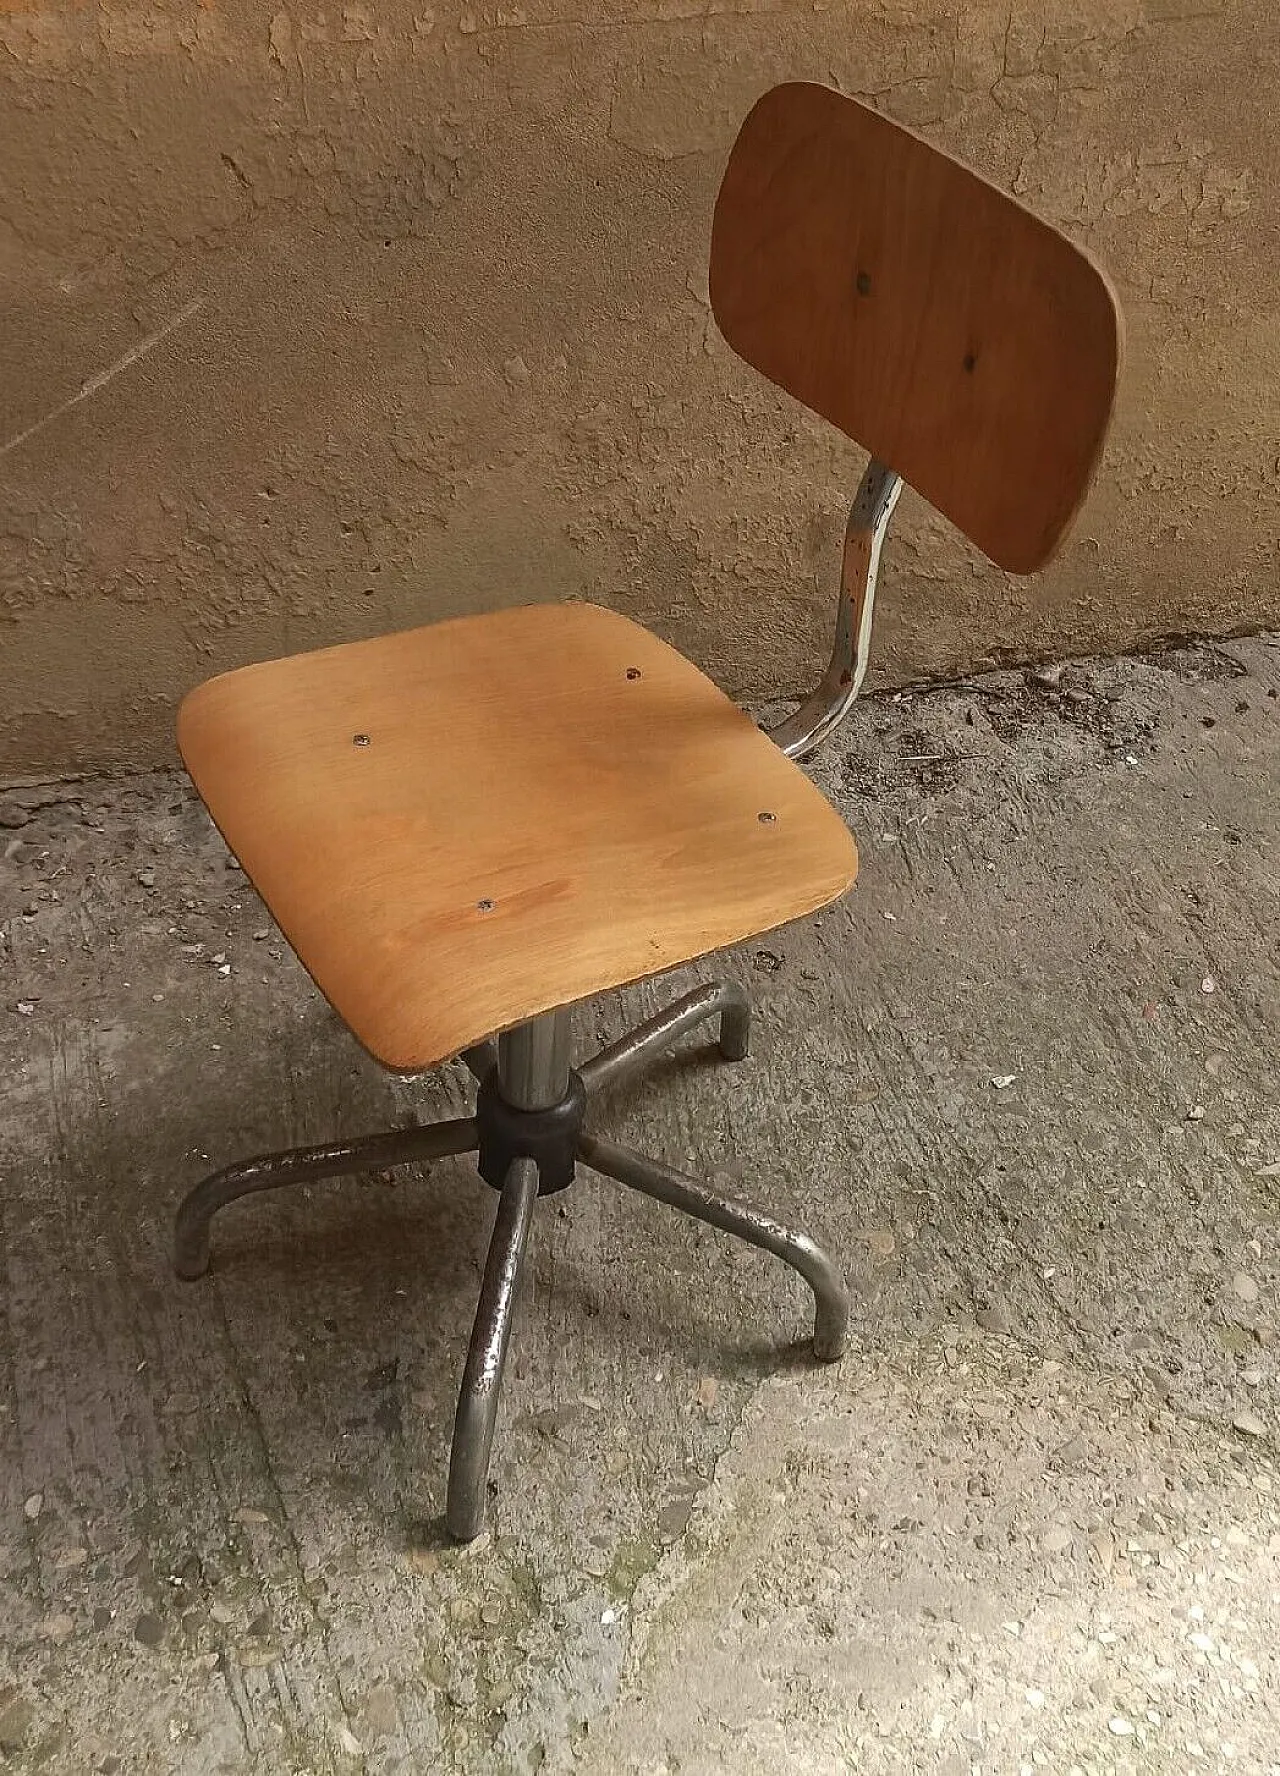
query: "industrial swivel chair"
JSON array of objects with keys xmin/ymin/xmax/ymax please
[{"xmin": 173, "ymin": 83, "xmax": 1122, "ymax": 1540}]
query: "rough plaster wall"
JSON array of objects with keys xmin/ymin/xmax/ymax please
[{"xmin": 1, "ymin": 0, "xmax": 1277, "ymax": 776}]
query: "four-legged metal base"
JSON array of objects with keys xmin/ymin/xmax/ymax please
[{"xmin": 172, "ymin": 981, "xmax": 850, "ymax": 1541}]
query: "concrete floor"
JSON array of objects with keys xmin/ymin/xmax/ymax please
[{"xmin": 1, "ymin": 637, "xmax": 1279, "ymax": 1775}]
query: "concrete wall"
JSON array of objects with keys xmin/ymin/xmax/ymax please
[{"xmin": 2, "ymin": 1, "xmax": 1277, "ymax": 777}]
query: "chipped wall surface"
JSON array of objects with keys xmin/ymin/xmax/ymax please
[{"xmin": 1, "ymin": 1, "xmax": 1277, "ymax": 776}]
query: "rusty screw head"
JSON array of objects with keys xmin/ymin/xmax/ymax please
[
  {"xmin": 625, "ymin": 667, "xmax": 642, "ymax": 681},
  {"xmin": 353, "ymin": 733, "xmax": 371, "ymax": 747},
  {"xmin": 476, "ymin": 898, "xmax": 496, "ymax": 913},
  {"xmin": 758, "ymin": 810, "xmax": 777, "ymax": 825}
]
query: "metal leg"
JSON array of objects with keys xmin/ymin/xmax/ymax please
[
  {"xmin": 173, "ymin": 1117, "xmax": 479, "ymax": 1281},
  {"xmin": 461, "ymin": 1042, "xmax": 497, "ymax": 1084},
  {"xmin": 174, "ymin": 991, "xmax": 842, "ymax": 1545},
  {"xmin": 577, "ymin": 1131, "xmax": 848, "ymax": 1362},
  {"xmin": 446, "ymin": 1155, "xmax": 540, "ymax": 1542},
  {"xmin": 444, "ymin": 1013, "xmax": 570, "ymax": 1537},
  {"xmin": 578, "ymin": 982, "xmax": 750, "ymax": 1097}
]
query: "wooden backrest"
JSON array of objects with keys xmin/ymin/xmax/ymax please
[{"xmin": 709, "ymin": 83, "xmax": 1123, "ymax": 574}]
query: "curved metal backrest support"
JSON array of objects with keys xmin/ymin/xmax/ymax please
[
  {"xmin": 715, "ymin": 81, "xmax": 1122, "ymax": 762},
  {"xmin": 768, "ymin": 459, "xmax": 902, "ymax": 760}
]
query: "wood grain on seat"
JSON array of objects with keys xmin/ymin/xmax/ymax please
[
  {"xmin": 710, "ymin": 82, "xmax": 1123, "ymax": 573},
  {"xmin": 178, "ymin": 603, "xmax": 858, "ymax": 1072},
  {"xmin": 177, "ymin": 85, "xmax": 1122, "ymax": 1079}
]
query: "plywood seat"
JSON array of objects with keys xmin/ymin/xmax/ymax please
[{"xmin": 178, "ymin": 600, "xmax": 858, "ymax": 1072}]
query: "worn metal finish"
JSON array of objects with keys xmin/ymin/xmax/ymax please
[
  {"xmin": 173, "ymin": 980, "xmax": 850, "ymax": 1544},
  {"xmin": 579, "ymin": 980, "xmax": 750, "ymax": 1096},
  {"xmin": 578, "ymin": 1130, "xmax": 849, "ymax": 1362},
  {"xmin": 769, "ymin": 458, "xmax": 903, "ymax": 759},
  {"xmin": 172, "ymin": 1116, "xmax": 479, "ymax": 1281},
  {"xmin": 460, "ymin": 1041, "xmax": 497, "ymax": 1084},
  {"xmin": 496, "ymin": 1009, "xmax": 573, "ymax": 1112},
  {"xmin": 446, "ymin": 1155, "xmax": 541, "ymax": 1541}
]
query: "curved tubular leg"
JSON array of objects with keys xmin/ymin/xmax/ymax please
[
  {"xmin": 173, "ymin": 1117, "xmax": 479, "ymax": 1282},
  {"xmin": 579, "ymin": 982, "xmax": 750, "ymax": 1098},
  {"xmin": 461, "ymin": 1042, "xmax": 497, "ymax": 1084},
  {"xmin": 578, "ymin": 1131, "xmax": 848, "ymax": 1362},
  {"xmin": 446, "ymin": 1156, "xmax": 540, "ymax": 1542}
]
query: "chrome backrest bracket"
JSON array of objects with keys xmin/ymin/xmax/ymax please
[{"xmin": 767, "ymin": 458, "xmax": 902, "ymax": 760}]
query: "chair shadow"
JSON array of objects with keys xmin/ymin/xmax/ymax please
[
  {"xmin": 164, "ymin": 1158, "xmax": 804, "ymax": 1550},
  {"xmin": 11, "ymin": 994, "xmax": 821, "ymax": 1557}
]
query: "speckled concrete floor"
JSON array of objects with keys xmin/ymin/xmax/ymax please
[{"xmin": 2, "ymin": 637, "xmax": 1278, "ymax": 1775}]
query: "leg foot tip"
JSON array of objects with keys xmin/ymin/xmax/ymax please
[
  {"xmin": 717, "ymin": 1005, "xmax": 750, "ymax": 1063},
  {"xmin": 812, "ymin": 1305, "xmax": 849, "ymax": 1363},
  {"xmin": 173, "ymin": 1251, "xmax": 210, "ymax": 1282}
]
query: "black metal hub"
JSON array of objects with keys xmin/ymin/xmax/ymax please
[{"xmin": 475, "ymin": 1068, "xmax": 587, "ymax": 1195}]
